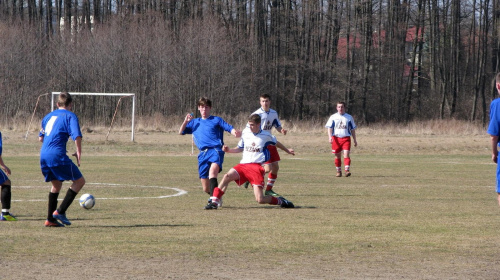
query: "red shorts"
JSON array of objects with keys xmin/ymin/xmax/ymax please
[
  {"xmin": 264, "ymin": 145, "xmax": 280, "ymax": 164},
  {"xmin": 331, "ymin": 136, "xmax": 351, "ymax": 153},
  {"xmin": 233, "ymin": 163, "xmax": 265, "ymax": 188}
]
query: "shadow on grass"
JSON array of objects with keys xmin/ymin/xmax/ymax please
[{"xmin": 88, "ymin": 224, "xmax": 193, "ymax": 228}]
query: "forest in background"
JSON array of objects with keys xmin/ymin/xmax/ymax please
[{"xmin": 0, "ymin": 0, "xmax": 499, "ymax": 127}]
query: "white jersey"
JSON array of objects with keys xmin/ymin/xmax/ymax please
[
  {"xmin": 325, "ymin": 112, "xmax": 357, "ymax": 138},
  {"xmin": 237, "ymin": 127, "xmax": 277, "ymax": 164},
  {"xmin": 251, "ymin": 108, "xmax": 282, "ymax": 132}
]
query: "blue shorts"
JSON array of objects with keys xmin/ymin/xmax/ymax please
[
  {"xmin": 41, "ymin": 163, "xmax": 83, "ymax": 182},
  {"xmin": 0, "ymin": 169, "xmax": 8, "ymax": 185},
  {"xmin": 198, "ymin": 148, "xmax": 225, "ymax": 179},
  {"xmin": 497, "ymin": 155, "xmax": 500, "ymax": 193}
]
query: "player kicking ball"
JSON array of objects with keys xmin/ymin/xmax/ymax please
[
  {"xmin": 205, "ymin": 114, "xmax": 295, "ymax": 210},
  {"xmin": 39, "ymin": 92, "xmax": 86, "ymax": 227}
]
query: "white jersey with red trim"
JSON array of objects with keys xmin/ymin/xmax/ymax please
[
  {"xmin": 325, "ymin": 112, "xmax": 357, "ymax": 138},
  {"xmin": 251, "ymin": 108, "xmax": 282, "ymax": 132},
  {"xmin": 237, "ymin": 127, "xmax": 277, "ymax": 164}
]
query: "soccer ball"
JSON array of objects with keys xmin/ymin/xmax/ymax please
[{"xmin": 79, "ymin": 193, "xmax": 95, "ymax": 210}]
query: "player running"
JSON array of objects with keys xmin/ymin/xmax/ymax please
[
  {"xmin": 179, "ymin": 97, "xmax": 241, "ymax": 206},
  {"xmin": 243, "ymin": 94, "xmax": 288, "ymax": 198},
  {"xmin": 325, "ymin": 101, "xmax": 358, "ymax": 177},
  {"xmin": 39, "ymin": 92, "xmax": 86, "ymax": 227},
  {"xmin": 0, "ymin": 131, "xmax": 17, "ymax": 221},
  {"xmin": 205, "ymin": 114, "xmax": 295, "ymax": 210}
]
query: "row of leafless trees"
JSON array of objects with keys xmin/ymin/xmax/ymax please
[{"xmin": 0, "ymin": 0, "xmax": 499, "ymax": 126}]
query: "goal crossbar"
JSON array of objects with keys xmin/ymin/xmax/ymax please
[{"xmin": 51, "ymin": 92, "xmax": 136, "ymax": 142}]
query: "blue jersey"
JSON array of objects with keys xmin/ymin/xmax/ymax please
[
  {"xmin": 488, "ymin": 98, "xmax": 500, "ymax": 145},
  {"xmin": 39, "ymin": 109, "xmax": 83, "ymax": 167},
  {"xmin": 182, "ymin": 116, "xmax": 234, "ymax": 151}
]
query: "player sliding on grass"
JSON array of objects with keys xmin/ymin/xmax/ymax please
[
  {"xmin": 179, "ymin": 97, "xmax": 241, "ymax": 207},
  {"xmin": 39, "ymin": 92, "xmax": 86, "ymax": 227},
  {"xmin": 325, "ymin": 101, "xmax": 358, "ymax": 177},
  {"xmin": 205, "ymin": 114, "xmax": 295, "ymax": 210},
  {"xmin": 0, "ymin": 131, "xmax": 17, "ymax": 221},
  {"xmin": 243, "ymin": 94, "xmax": 288, "ymax": 198}
]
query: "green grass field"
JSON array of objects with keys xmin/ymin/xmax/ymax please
[{"xmin": 1, "ymin": 131, "xmax": 499, "ymax": 279}]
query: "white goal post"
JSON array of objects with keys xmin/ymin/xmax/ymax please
[{"xmin": 51, "ymin": 92, "xmax": 136, "ymax": 142}]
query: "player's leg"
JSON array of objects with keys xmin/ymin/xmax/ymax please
[
  {"xmin": 334, "ymin": 152, "xmax": 342, "ymax": 177},
  {"xmin": 496, "ymin": 162, "xmax": 500, "ymax": 206},
  {"xmin": 198, "ymin": 154, "xmax": 211, "ymax": 195},
  {"xmin": 53, "ymin": 163, "xmax": 83, "ymax": 226},
  {"xmin": 208, "ymin": 162, "xmax": 222, "ymax": 206},
  {"xmin": 332, "ymin": 137, "xmax": 342, "ymax": 177},
  {"xmin": 343, "ymin": 150, "xmax": 351, "ymax": 177},
  {"xmin": 264, "ymin": 145, "xmax": 281, "ymax": 196},
  {"xmin": 342, "ymin": 137, "xmax": 352, "ymax": 177},
  {"xmin": 206, "ymin": 168, "xmax": 239, "ymax": 210},
  {"xmin": 46, "ymin": 179, "xmax": 64, "ymax": 227},
  {"xmin": 255, "ymin": 184, "xmax": 294, "ymax": 208},
  {"xmin": 265, "ymin": 162, "xmax": 280, "ymax": 197},
  {"xmin": 0, "ymin": 178, "xmax": 17, "ymax": 221}
]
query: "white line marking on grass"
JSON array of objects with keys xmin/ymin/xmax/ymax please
[{"xmin": 12, "ymin": 183, "xmax": 188, "ymax": 202}]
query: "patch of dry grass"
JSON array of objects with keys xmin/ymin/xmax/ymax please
[{"xmin": 0, "ymin": 130, "xmax": 497, "ymax": 279}]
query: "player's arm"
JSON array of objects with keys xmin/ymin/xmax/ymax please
[
  {"xmin": 0, "ymin": 157, "xmax": 11, "ymax": 176},
  {"xmin": 276, "ymin": 141, "xmax": 294, "ymax": 156},
  {"xmin": 72, "ymin": 136, "xmax": 82, "ymax": 167},
  {"xmin": 276, "ymin": 126, "xmax": 287, "ymax": 135},
  {"xmin": 351, "ymin": 129, "xmax": 357, "ymax": 147},
  {"xmin": 222, "ymin": 145, "xmax": 243, "ymax": 153},
  {"xmin": 491, "ymin": 135, "xmax": 499, "ymax": 163},
  {"xmin": 231, "ymin": 128, "xmax": 241, "ymax": 138},
  {"xmin": 327, "ymin": 128, "xmax": 333, "ymax": 143},
  {"xmin": 178, "ymin": 113, "xmax": 193, "ymax": 135}
]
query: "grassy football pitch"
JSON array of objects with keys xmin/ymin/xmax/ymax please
[{"xmin": 1, "ymin": 130, "xmax": 499, "ymax": 279}]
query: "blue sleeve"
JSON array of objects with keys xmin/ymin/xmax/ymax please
[
  {"xmin": 0, "ymin": 132, "xmax": 3, "ymax": 156},
  {"xmin": 218, "ymin": 117, "xmax": 234, "ymax": 133},
  {"xmin": 488, "ymin": 100, "xmax": 500, "ymax": 137},
  {"xmin": 68, "ymin": 113, "xmax": 83, "ymax": 141},
  {"xmin": 182, "ymin": 120, "xmax": 194, "ymax": 135}
]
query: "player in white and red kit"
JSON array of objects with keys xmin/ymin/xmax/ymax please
[
  {"xmin": 244, "ymin": 94, "xmax": 288, "ymax": 198},
  {"xmin": 205, "ymin": 114, "xmax": 295, "ymax": 209},
  {"xmin": 325, "ymin": 101, "xmax": 358, "ymax": 177}
]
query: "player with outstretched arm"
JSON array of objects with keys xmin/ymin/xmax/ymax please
[
  {"xmin": 39, "ymin": 92, "xmax": 86, "ymax": 227},
  {"xmin": 205, "ymin": 114, "xmax": 295, "ymax": 210},
  {"xmin": 179, "ymin": 97, "xmax": 241, "ymax": 207}
]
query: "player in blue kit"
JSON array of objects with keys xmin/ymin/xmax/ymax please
[
  {"xmin": 0, "ymin": 132, "xmax": 17, "ymax": 221},
  {"xmin": 39, "ymin": 92, "xmax": 86, "ymax": 227},
  {"xmin": 205, "ymin": 114, "xmax": 294, "ymax": 210},
  {"xmin": 179, "ymin": 97, "xmax": 241, "ymax": 206},
  {"xmin": 488, "ymin": 72, "xmax": 500, "ymax": 206}
]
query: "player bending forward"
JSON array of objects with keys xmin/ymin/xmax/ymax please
[{"xmin": 205, "ymin": 114, "xmax": 295, "ymax": 210}]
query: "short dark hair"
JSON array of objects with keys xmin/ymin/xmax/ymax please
[
  {"xmin": 57, "ymin": 92, "xmax": 73, "ymax": 107},
  {"xmin": 260, "ymin": 94, "xmax": 271, "ymax": 100},
  {"xmin": 197, "ymin": 97, "xmax": 212, "ymax": 107},
  {"xmin": 337, "ymin": 101, "xmax": 346, "ymax": 107},
  {"xmin": 248, "ymin": 114, "xmax": 261, "ymax": 124}
]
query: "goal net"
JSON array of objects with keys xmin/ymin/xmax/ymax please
[
  {"xmin": 26, "ymin": 92, "xmax": 136, "ymax": 142},
  {"xmin": 52, "ymin": 92, "xmax": 136, "ymax": 141}
]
